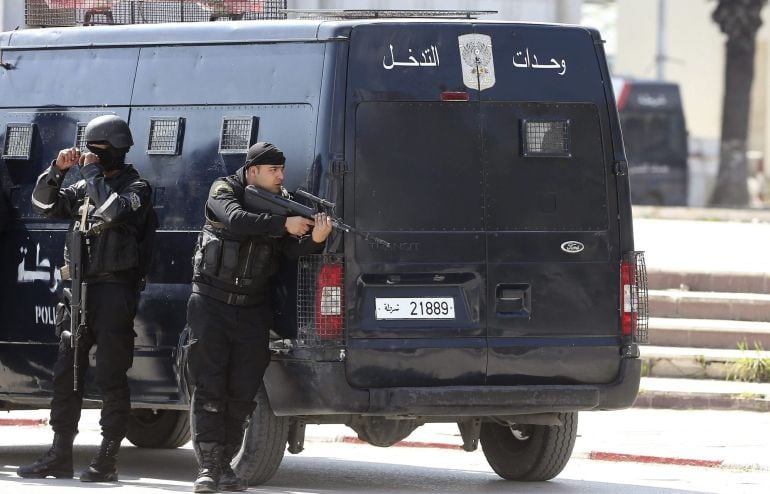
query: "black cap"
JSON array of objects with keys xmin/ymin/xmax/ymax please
[{"xmin": 245, "ymin": 142, "xmax": 285, "ymax": 167}]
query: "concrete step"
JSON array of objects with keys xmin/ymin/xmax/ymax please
[
  {"xmin": 641, "ymin": 345, "xmax": 770, "ymax": 381},
  {"xmin": 635, "ymin": 376, "xmax": 770, "ymax": 411},
  {"xmin": 648, "ymin": 317, "xmax": 770, "ymax": 349},
  {"xmin": 649, "ymin": 289, "xmax": 770, "ymax": 322},
  {"xmin": 648, "ymin": 269, "xmax": 770, "ymax": 294}
]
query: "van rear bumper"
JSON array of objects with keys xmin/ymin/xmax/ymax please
[{"xmin": 265, "ymin": 357, "xmax": 641, "ymax": 417}]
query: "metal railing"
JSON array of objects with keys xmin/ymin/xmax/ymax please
[{"xmin": 25, "ymin": 1, "xmax": 287, "ymax": 27}]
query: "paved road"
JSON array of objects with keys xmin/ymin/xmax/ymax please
[{"xmin": 1, "ymin": 409, "xmax": 769, "ymax": 493}]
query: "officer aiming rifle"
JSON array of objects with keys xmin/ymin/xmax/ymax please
[{"xmin": 244, "ymin": 186, "xmax": 391, "ymax": 248}]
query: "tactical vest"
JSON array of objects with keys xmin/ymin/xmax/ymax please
[
  {"xmin": 191, "ymin": 177, "xmax": 282, "ymax": 306},
  {"xmin": 67, "ymin": 168, "xmax": 151, "ymax": 283}
]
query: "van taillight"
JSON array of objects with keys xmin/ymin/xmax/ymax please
[
  {"xmin": 616, "ymin": 82, "xmax": 632, "ymax": 111},
  {"xmin": 620, "ymin": 252, "xmax": 649, "ymax": 343},
  {"xmin": 441, "ymin": 91, "xmax": 470, "ymax": 101},
  {"xmin": 315, "ymin": 263, "xmax": 344, "ymax": 340}
]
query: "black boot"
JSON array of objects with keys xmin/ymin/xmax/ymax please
[
  {"xmin": 193, "ymin": 442, "xmax": 223, "ymax": 493},
  {"xmin": 17, "ymin": 432, "xmax": 75, "ymax": 479},
  {"xmin": 79, "ymin": 436, "xmax": 121, "ymax": 482},
  {"xmin": 218, "ymin": 443, "xmax": 247, "ymax": 492}
]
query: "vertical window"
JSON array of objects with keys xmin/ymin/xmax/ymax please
[
  {"xmin": 3, "ymin": 124, "xmax": 35, "ymax": 160},
  {"xmin": 218, "ymin": 116, "xmax": 258, "ymax": 154},
  {"xmin": 74, "ymin": 122, "xmax": 88, "ymax": 152},
  {"xmin": 147, "ymin": 117, "xmax": 185, "ymax": 155}
]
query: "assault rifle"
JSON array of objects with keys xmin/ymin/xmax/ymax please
[
  {"xmin": 61, "ymin": 197, "xmax": 90, "ymax": 392},
  {"xmin": 244, "ymin": 186, "xmax": 391, "ymax": 248}
]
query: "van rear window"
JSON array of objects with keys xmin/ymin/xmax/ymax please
[
  {"xmin": 354, "ymin": 102, "xmax": 608, "ymax": 233},
  {"xmin": 354, "ymin": 102, "xmax": 484, "ymax": 232}
]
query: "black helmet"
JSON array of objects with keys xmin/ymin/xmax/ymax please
[{"xmin": 84, "ymin": 115, "xmax": 134, "ymax": 149}]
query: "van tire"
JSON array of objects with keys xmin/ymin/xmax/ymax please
[
  {"xmin": 125, "ymin": 409, "xmax": 191, "ymax": 449},
  {"xmin": 480, "ymin": 412, "xmax": 578, "ymax": 481},
  {"xmin": 232, "ymin": 387, "xmax": 289, "ymax": 486}
]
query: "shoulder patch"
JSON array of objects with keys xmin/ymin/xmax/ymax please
[
  {"xmin": 212, "ymin": 182, "xmax": 234, "ymax": 199},
  {"xmin": 129, "ymin": 192, "xmax": 142, "ymax": 211}
]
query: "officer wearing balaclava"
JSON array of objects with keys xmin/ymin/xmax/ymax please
[
  {"xmin": 20, "ymin": 115, "xmax": 154, "ymax": 483},
  {"xmin": 185, "ymin": 142, "xmax": 332, "ymax": 492}
]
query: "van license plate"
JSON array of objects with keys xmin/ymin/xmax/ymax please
[{"xmin": 375, "ymin": 297, "xmax": 455, "ymax": 320}]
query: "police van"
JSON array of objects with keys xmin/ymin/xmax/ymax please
[
  {"xmin": 0, "ymin": 9, "xmax": 647, "ymax": 484},
  {"xmin": 613, "ymin": 77, "xmax": 689, "ymax": 206}
]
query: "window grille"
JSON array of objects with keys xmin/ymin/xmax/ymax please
[
  {"xmin": 522, "ymin": 119, "xmax": 571, "ymax": 158},
  {"xmin": 218, "ymin": 116, "xmax": 257, "ymax": 154},
  {"xmin": 2, "ymin": 124, "xmax": 35, "ymax": 160},
  {"xmin": 147, "ymin": 117, "xmax": 185, "ymax": 155},
  {"xmin": 74, "ymin": 122, "xmax": 88, "ymax": 152},
  {"xmin": 25, "ymin": 1, "xmax": 287, "ymax": 27}
]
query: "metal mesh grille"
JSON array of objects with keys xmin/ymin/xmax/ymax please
[
  {"xmin": 625, "ymin": 251, "xmax": 649, "ymax": 344},
  {"xmin": 523, "ymin": 120, "xmax": 571, "ymax": 157},
  {"xmin": 74, "ymin": 122, "xmax": 88, "ymax": 152},
  {"xmin": 285, "ymin": 9, "xmax": 496, "ymax": 20},
  {"xmin": 148, "ymin": 117, "xmax": 183, "ymax": 155},
  {"xmin": 219, "ymin": 116, "xmax": 256, "ymax": 154},
  {"xmin": 3, "ymin": 124, "xmax": 35, "ymax": 160},
  {"xmin": 297, "ymin": 255, "xmax": 344, "ymax": 347},
  {"xmin": 25, "ymin": 1, "xmax": 287, "ymax": 27}
]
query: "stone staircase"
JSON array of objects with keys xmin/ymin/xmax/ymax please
[{"xmin": 636, "ymin": 269, "xmax": 770, "ymax": 410}]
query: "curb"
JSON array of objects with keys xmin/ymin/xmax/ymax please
[
  {"xmin": 633, "ymin": 391, "xmax": 770, "ymax": 412},
  {"xmin": 0, "ymin": 418, "xmax": 47, "ymax": 426}
]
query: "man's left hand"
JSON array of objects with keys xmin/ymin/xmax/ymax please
[
  {"xmin": 312, "ymin": 213, "xmax": 333, "ymax": 243},
  {"xmin": 80, "ymin": 152, "xmax": 101, "ymax": 167}
]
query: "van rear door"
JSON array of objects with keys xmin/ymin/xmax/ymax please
[
  {"xmin": 345, "ymin": 24, "xmax": 487, "ymax": 388},
  {"xmin": 344, "ymin": 23, "xmax": 623, "ymax": 389},
  {"xmin": 474, "ymin": 24, "xmax": 622, "ymax": 385}
]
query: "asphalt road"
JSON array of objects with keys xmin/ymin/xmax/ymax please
[{"xmin": 1, "ymin": 409, "xmax": 770, "ymax": 493}]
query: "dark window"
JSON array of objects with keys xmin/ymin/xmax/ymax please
[{"xmin": 620, "ymin": 111, "xmax": 687, "ymax": 163}]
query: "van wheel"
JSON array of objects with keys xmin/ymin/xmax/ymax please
[
  {"xmin": 232, "ymin": 387, "xmax": 289, "ymax": 486},
  {"xmin": 480, "ymin": 412, "xmax": 578, "ymax": 481},
  {"xmin": 126, "ymin": 409, "xmax": 191, "ymax": 449}
]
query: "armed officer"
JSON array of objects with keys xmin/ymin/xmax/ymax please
[
  {"xmin": 18, "ymin": 115, "xmax": 153, "ymax": 482},
  {"xmin": 187, "ymin": 142, "xmax": 332, "ymax": 493}
]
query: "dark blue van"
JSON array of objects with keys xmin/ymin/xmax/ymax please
[
  {"xmin": 1, "ymin": 14, "xmax": 647, "ymax": 483},
  {"xmin": 613, "ymin": 77, "xmax": 689, "ymax": 206}
]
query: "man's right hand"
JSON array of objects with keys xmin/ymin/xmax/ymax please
[
  {"xmin": 285, "ymin": 216, "xmax": 314, "ymax": 236},
  {"xmin": 55, "ymin": 147, "xmax": 81, "ymax": 171}
]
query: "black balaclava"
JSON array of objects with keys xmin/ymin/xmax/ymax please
[{"xmin": 86, "ymin": 144, "xmax": 128, "ymax": 172}]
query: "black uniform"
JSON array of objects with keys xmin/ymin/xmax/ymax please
[
  {"xmin": 31, "ymin": 161, "xmax": 152, "ymax": 439},
  {"xmin": 187, "ymin": 166, "xmax": 323, "ymax": 449}
]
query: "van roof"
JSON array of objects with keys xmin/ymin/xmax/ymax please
[{"xmin": 1, "ymin": 19, "xmax": 592, "ymax": 49}]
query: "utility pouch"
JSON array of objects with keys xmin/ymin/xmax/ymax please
[
  {"xmin": 219, "ymin": 240, "xmax": 240, "ymax": 280},
  {"xmin": 199, "ymin": 231, "xmax": 222, "ymax": 278}
]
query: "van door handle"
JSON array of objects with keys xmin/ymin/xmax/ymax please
[{"xmin": 495, "ymin": 284, "xmax": 531, "ymax": 317}]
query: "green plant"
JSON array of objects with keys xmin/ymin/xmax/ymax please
[
  {"xmin": 727, "ymin": 340, "xmax": 770, "ymax": 383},
  {"xmin": 641, "ymin": 360, "xmax": 650, "ymax": 377}
]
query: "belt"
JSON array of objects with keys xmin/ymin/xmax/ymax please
[{"xmin": 192, "ymin": 282, "xmax": 262, "ymax": 307}]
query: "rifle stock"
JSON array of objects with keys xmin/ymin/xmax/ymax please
[{"xmin": 243, "ymin": 186, "xmax": 391, "ymax": 248}]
